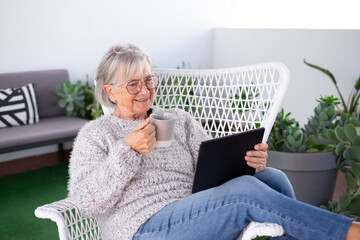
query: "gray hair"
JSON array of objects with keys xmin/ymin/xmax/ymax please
[{"xmin": 94, "ymin": 42, "xmax": 153, "ymax": 107}]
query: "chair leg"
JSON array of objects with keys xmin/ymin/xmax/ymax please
[{"xmin": 58, "ymin": 143, "xmax": 64, "ymax": 163}]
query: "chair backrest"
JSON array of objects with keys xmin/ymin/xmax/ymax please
[
  {"xmin": 101, "ymin": 62, "xmax": 290, "ymax": 142},
  {"xmin": 34, "ymin": 62, "xmax": 289, "ymax": 240}
]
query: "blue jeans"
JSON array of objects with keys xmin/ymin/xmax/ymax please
[{"xmin": 134, "ymin": 168, "xmax": 352, "ymax": 240}]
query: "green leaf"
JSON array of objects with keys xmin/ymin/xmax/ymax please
[
  {"xmin": 325, "ymin": 129, "xmax": 339, "ymax": 144},
  {"xmin": 335, "ymin": 126, "xmax": 350, "ymax": 143},
  {"xmin": 293, "ymin": 129, "xmax": 300, "ymax": 139},
  {"xmin": 343, "ymin": 159, "xmax": 357, "ymax": 167},
  {"xmin": 304, "ymin": 59, "xmax": 337, "ymax": 85},
  {"xmin": 341, "ymin": 192, "xmax": 353, "ymax": 207},
  {"xmin": 298, "ymin": 145, "xmax": 307, "ymax": 153},
  {"xmin": 309, "ymin": 135, "xmax": 322, "ymax": 145},
  {"xmin": 344, "ymin": 123, "xmax": 357, "ymax": 141},
  {"xmin": 79, "ymin": 109, "xmax": 86, "ymax": 117},
  {"xmin": 343, "ymin": 148, "xmax": 350, "ymax": 159},
  {"xmin": 66, "ymin": 102, "xmax": 74, "ymax": 112},
  {"xmin": 355, "ymin": 74, "xmax": 360, "ymax": 91},
  {"xmin": 327, "ymin": 106, "xmax": 336, "ymax": 117},
  {"xmin": 76, "ymin": 100, "xmax": 85, "ymax": 108},
  {"xmin": 306, "ymin": 148, "xmax": 319, "ymax": 153},
  {"xmin": 62, "ymin": 79, "xmax": 71, "ymax": 86},
  {"xmin": 55, "ymin": 85, "xmax": 63, "ymax": 95},
  {"xmin": 58, "ymin": 98, "xmax": 67, "ymax": 108},
  {"xmin": 352, "ymin": 136, "xmax": 360, "ymax": 146},
  {"xmin": 318, "ymin": 134, "xmax": 333, "ymax": 145},
  {"xmin": 348, "ymin": 195, "xmax": 360, "ymax": 217},
  {"xmin": 345, "ymin": 172, "xmax": 354, "ymax": 193},
  {"xmin": 348, "ymin": 146, "xmax": 360, "ymax": 162},
  {"xmin": 286, "ymin": 135, "xmax": 296, "ymax": 145},
  {"xmin": 337, "ymin": 155, "xmax": 345, "ymax": 167},
  {"xmin": 352, "ymin": 162, "xmax": 360, "ymax": 185},
  {"xmin": 319, "ymin": 111, "xmax": 328, "ymax": 121},
  {"xmin": 335, "ymin": 143, "xmax": 346, "ymax": 156},
  {"xmin": 75, "ymin": 95, "xmax": 85, "ymax": 101}
]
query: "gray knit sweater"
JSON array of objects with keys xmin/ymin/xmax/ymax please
[{"xmin": 68, "ymin": 108, "xmax": 208, "ymax": 240}]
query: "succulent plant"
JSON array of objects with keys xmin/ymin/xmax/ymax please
[
  {"xmin": 55, "ymin": 78, "xmax": 103, "ymax": 120},
  {"xmin": 55, "ymin": 80, "xmax": 86, "ymax": 117},
  {"xmin": 315, "ymin": 123, "xmax": 360, "ymax": 219},
  {"xmin": 303, "ymin": 102, "xmax": 336, "ymax": 136},
  {"xmin": 336, "ymin": 112, "xmax": 360, "ymax": 127},
  {"xmin": 84, "ymin": 81, "xmax": 103, "ymax": 120},
  {"xmin": 282, "ymin": 127, "xmax": 309, "ymax": 153},
  {"xmin": 267, "ymin": 108, "xmax": 299, "ymax": 152}
]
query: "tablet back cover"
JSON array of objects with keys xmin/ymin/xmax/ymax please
[{"xmin": 192, "ymin": 127, "xmax": 264, "ymax": 193}]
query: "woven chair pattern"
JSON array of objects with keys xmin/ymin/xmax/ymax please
[
  {"xmin": 35, "ymin": 199, "xmax": 102, "ymax": 240},
  {"xmin": 154, "ymin": 62, "xmax": 289, "ymax": 142},
  {"xmin": 35, "ymin": 62, "xmax": 289, "ymax": 240}
]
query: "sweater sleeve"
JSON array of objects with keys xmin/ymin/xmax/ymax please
[
  {"xmin": 183, "ymin": 111, "xmax": 210, "ymax": 167},
  {"xmin": 68, "ymin": 123, "xmax": 141, "ymax": 217}
]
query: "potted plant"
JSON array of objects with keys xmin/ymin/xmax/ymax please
[
  {"xmin": 55, "ymin": 77, "xmax": 103, "ymax": 120},
  {"xmin": 267, "ymin": 96, "xmax": 360, "ymax": 207}
]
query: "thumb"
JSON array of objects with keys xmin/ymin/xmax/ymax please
[{"xmin": 133, "ymin": 117, "xmax": 151, "ymax": 131}]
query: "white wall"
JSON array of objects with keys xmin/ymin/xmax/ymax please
[
  {"xmin": 0, "ymin": 0, "xmax": 227, "ymax": 162},
  {"xmin": 0, "ymin": 0, "xmax": 227, "ymax": 81},
  {"xmin": 212, "ymin": 28, "xmax": 360, "ymax": 125},
  {"xmin": 1, "ymin": 0, "xmax": 360, "ymax": 161}
]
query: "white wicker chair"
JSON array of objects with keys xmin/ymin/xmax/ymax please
[{"xmin": 35, "ymin": 62, "xmax": 290, "ymax": 240}]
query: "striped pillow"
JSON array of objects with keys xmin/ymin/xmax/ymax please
[{"xmin": 0, "ymin": 83, "xmax": 39, "ymax": 128}]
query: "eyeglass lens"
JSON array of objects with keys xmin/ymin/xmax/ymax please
[{"xmin": 126, "ymin": 76, "xmax": 158, "ymax": 94}]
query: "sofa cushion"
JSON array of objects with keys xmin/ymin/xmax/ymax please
[
  {"xmin": 0, "ymin": 116, "xmax": 88, "ymax": 149},
  {"xmin": 0, "ymin": 69, "xmax": 68, "ymax": 119},
  {"xmin": 0, "ymin": 83, "xmax": 39, "ymax": 128}
]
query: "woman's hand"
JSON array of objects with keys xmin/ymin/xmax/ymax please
[
  {"xmin": 124, "ymin": 118, "xmax": 156, "ymax": 154},
  {"xmin": 245, "ymin": 143, "xmax": 268, "ymax": 173}
]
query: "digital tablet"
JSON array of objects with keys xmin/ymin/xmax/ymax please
[{"xmin": 191, "ymin": 127, "xmax": 265, "ymax": 193}]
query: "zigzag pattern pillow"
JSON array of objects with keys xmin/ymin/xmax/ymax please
[{"xmin": 0, "ymin": 83, "xmax": 39, "ymax": 128}]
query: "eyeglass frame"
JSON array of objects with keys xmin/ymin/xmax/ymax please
[{"xmin": 110, "ymin": 74, "xmax": 160, "ymax": 95}]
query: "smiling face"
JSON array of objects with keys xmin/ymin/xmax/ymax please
[{"xmin": 103, "ymin": 62, "xmax": 155, "ymax": 120}]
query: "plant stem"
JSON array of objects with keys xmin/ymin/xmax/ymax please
[
  {"xmin": 335, "ymin": 84, "xmax": 348, "ymax": 113},
  {"xmin": 350, "ymin": 91, "xmax": 360, "ymax": 113}
]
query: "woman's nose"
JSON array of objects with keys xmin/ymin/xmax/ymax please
[{"xmin": 138, "ymin": 81, "xmax": 150, "ymax": 94}]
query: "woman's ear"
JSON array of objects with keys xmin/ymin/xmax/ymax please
[{"xmin": 103, "ymin": 85, "xmax": 116, "ymax": 104}]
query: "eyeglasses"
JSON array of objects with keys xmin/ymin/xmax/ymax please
[{"xmin": 112, "ymin": 75, "xmax": 159, "ymax": 95}]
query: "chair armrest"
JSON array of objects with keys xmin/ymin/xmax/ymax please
[
  {"xmin": 35, "ymin": 198, "xmax": 102, "ymax": 240},
  {"xmin": 35, "ymin": 198, "xmax": 75, "ymax": 240}
]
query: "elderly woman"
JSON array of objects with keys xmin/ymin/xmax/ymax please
[{"xmin": 68, "ymin": 43, "xmax": 359, "ymax": 240}]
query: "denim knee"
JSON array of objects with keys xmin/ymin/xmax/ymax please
[
  {"xmin": 218, "ymin": 175, "xmax": 274, "ymax": 203},
  {"xmin": 255, "ymin": 167, "xmax": 296, "ymax": 199}
]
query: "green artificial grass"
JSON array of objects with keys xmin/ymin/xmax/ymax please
[
  {"xmin": 0, "ymin": 162, "xmax": 69, "ymax": 240},
  {"xmin": 0, "ymin": 162, "xmax": 270, "ymax": 240}
]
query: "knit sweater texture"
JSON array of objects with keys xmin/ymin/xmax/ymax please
[{"xmin": 68, "ymin": 107, "xmax": 208, "ymax": 240}]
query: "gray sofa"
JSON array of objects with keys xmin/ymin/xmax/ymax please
[{"xmin": 0, "ymin": 69, "xmax": 88, "ymax": 161}]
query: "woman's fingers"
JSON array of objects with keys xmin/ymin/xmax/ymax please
[
  {"xmin": 125, "ymin": 119, "xmax": 156, "ymax": 154},
  {"xmin": 244, "ymin": 143, "xmax": 268, "ymax": 172},
  {"xmin": 133, "ymin": 117, "xmax": 152, "ymax": 131},
  {"xmin": 254, "ymin": 142, "xmax": 268, "ymax": 151}
]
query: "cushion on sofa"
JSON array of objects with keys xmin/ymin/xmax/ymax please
[
  {"xmin": 0, "ymin": 69, "xmax": 68, "ymax": 119},
  {"xmin": 0, "ymin": 83, "xmax": 39, "ymax": 128}
]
